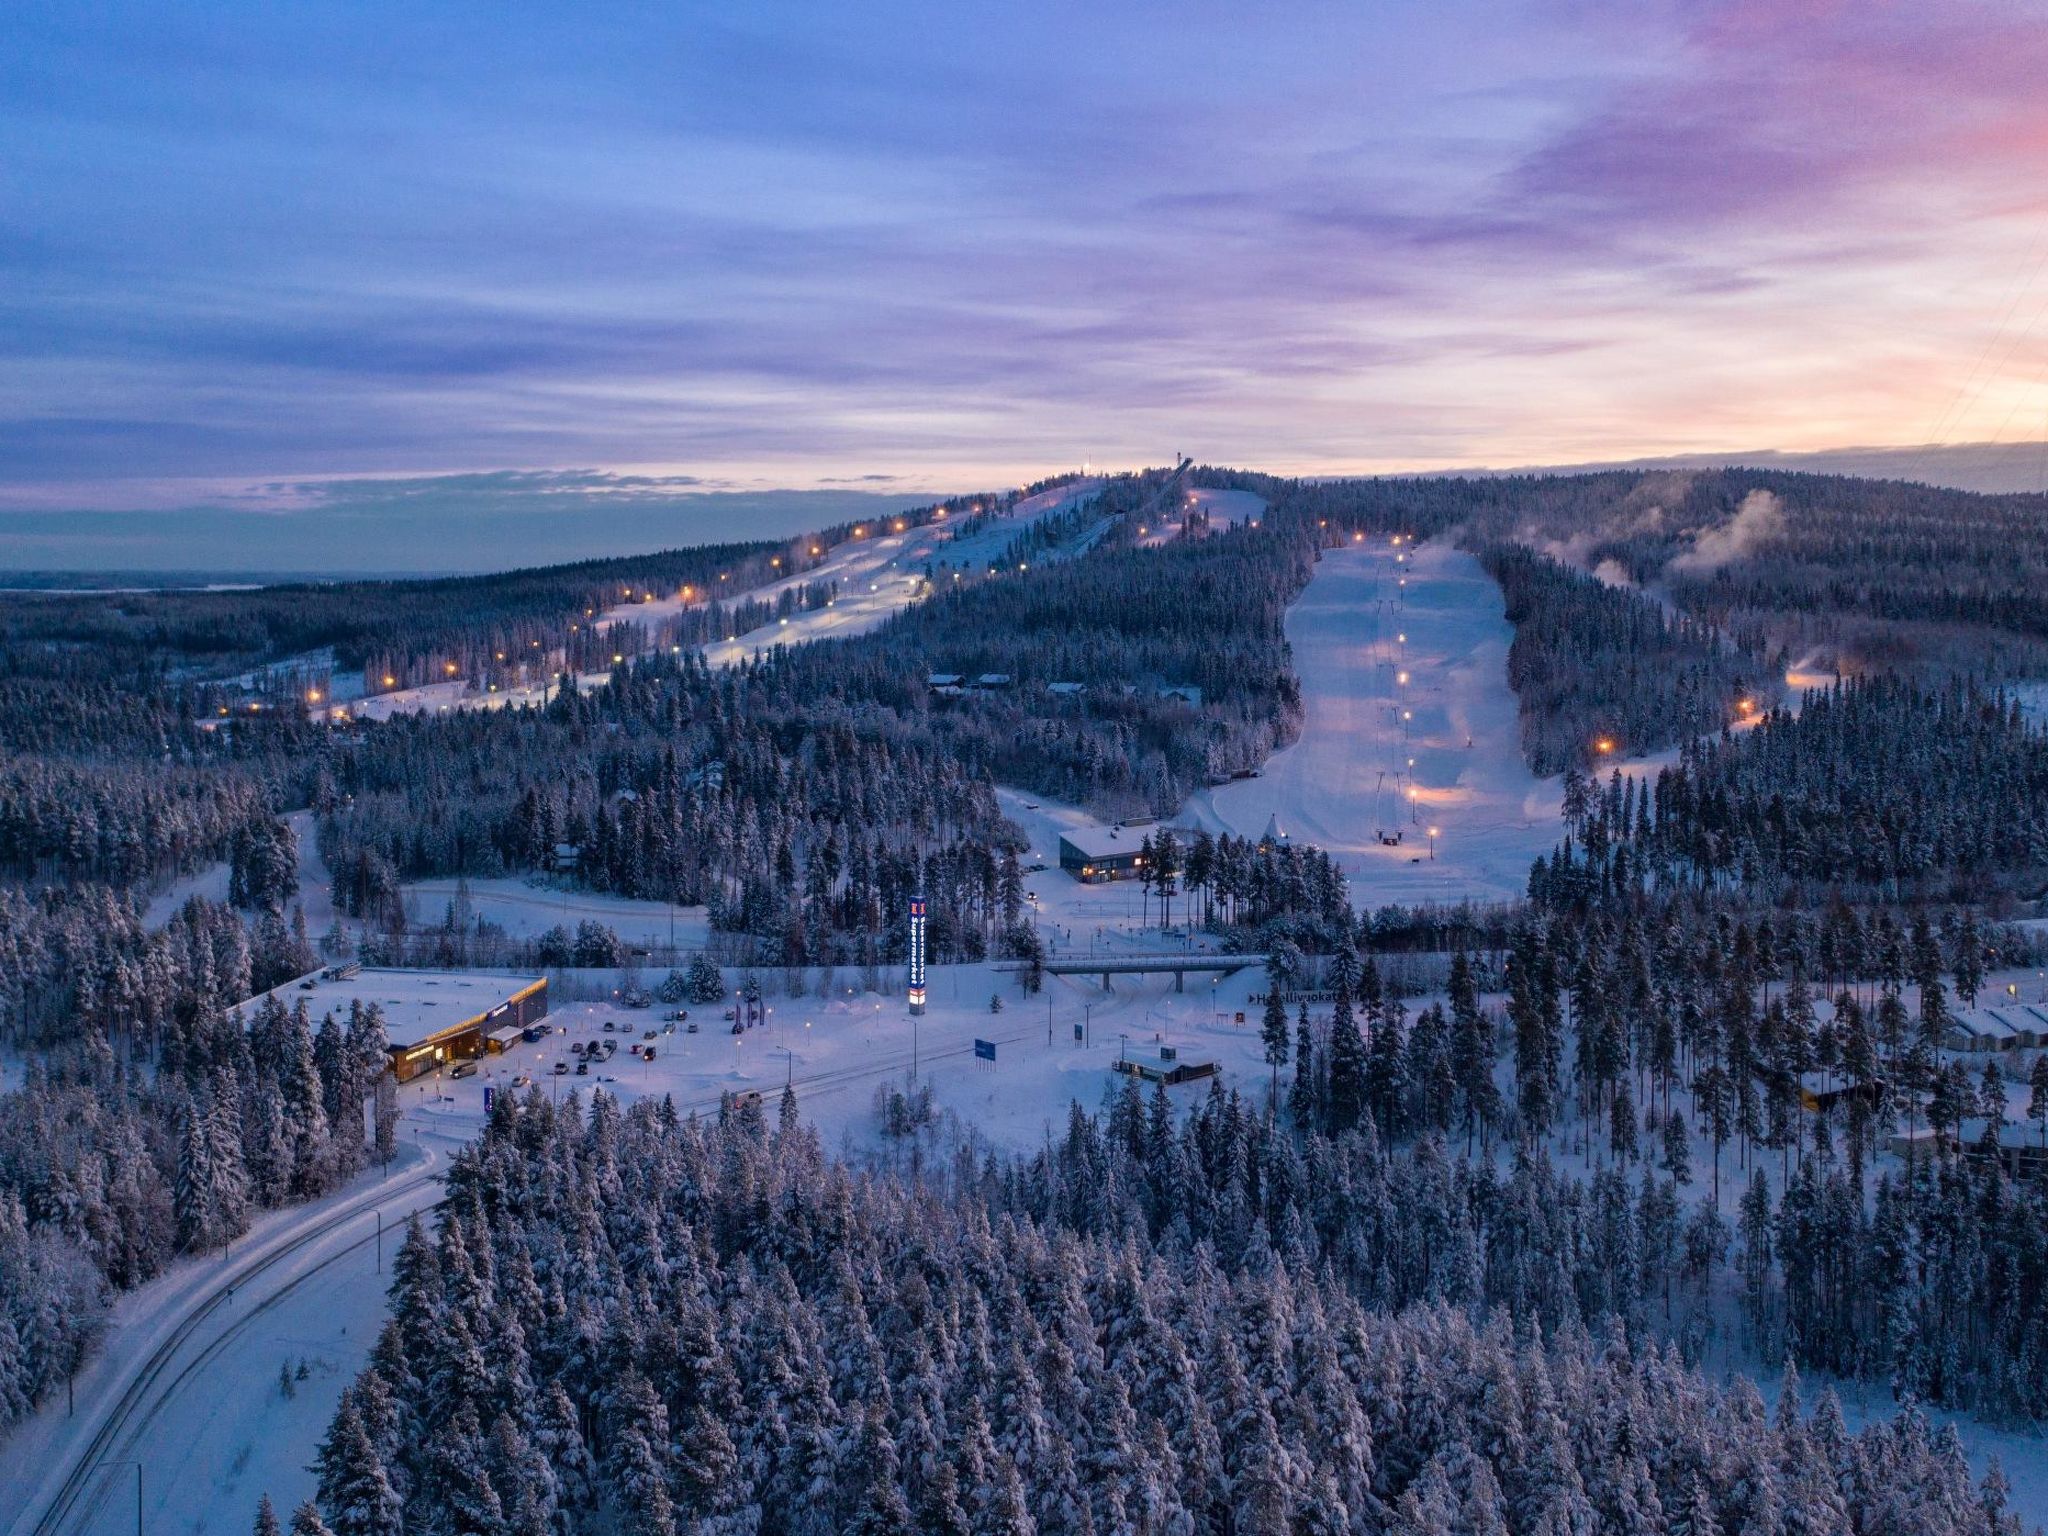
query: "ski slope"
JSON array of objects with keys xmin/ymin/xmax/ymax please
[
  {"xmin": 1182, "ymin": 538, "xmax": 1565, "ymax": 909},
  {"xmin": 685, "ymin": 479, "xmax": 1102, "ymax": 667},
  {"xmin": 1134, "ymin": 485, "xmax": 1264, "ymax": 546}
]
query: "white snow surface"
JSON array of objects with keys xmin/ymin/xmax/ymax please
[
  {"xmin": 1181, "ymin": 539, "xmax": 1565, "ymax": 910},
  {"xmin": 399, "ymin": 876, "xmax": 711, "ymax": 952}
]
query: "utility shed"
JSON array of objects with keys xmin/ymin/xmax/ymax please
[{"xmin": 1113, "ymin": 1047, "xmax": 1218, "ymax": 1085}]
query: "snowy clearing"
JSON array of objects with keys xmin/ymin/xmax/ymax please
[{"xmin": 397, "ymin": 876, "xmax": 711, "ymax": 952}]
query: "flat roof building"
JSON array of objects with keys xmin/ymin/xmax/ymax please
[
  {"xmin": 235, "ymin": 966, "xmax": 549, "ymax": 1082},
  {"xmin": 1112, "ymin": 1046, "xmax": 1218, "ymax": 1086}
]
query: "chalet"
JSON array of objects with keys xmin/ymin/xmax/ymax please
[{"xmin": 1059, "ymin": 824, "xmax": 1146, "ymax": 882}]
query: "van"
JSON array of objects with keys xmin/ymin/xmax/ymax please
[{"xmin": 451, "ymin": 1062, "xmax": 477, "ymax": 1080}]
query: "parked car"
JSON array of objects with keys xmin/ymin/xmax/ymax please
[
  {"xmin": 643, "ymin": 1046, "xmax": 656, "ymax": 1061},
  {"xmin": 669, "ymin": 1009, "xmax": 689, "ymax": 1023},
  {"xmin": 575, "ymin": 1060, "xmax": 589, "ymax": 1075},
  {"xmin": 451, "ymin": 1062, "xmax": 477, "ymax": 1079},
  {"xmin": 511, "ymin": 1074, "xmax": 533, "ymax": 1088},
  {"xmin": 522, "ymin": 1024, "xmax": 546, "ymax": 1042},
  {"xmin": 643, "ymin": 1029, "xmax": 658, "ymax": 1041},
  {"xmin": 552, "ymin": 1061, "xmax": 569, "ymax": 1075},
  {"xmin": 731, "ymin": 1022, "xmax": 744, "ymax": 1035},
  {"xmin": 603, "ymin": 1019, "xmax": 616, "ymax": 1032},
  {"xmin": 686, "ymin": 1020, "xmax": 700, "ymax": 1034}
]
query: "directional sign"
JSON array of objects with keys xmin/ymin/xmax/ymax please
[{"xmin": 974, "ymin": 1038, "xmax": 996, "ymax": 1062}]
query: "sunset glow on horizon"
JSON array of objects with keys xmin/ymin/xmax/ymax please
[{"xmin": 6, "ymin": 1, "xmax": 2048, "ymax": 529}]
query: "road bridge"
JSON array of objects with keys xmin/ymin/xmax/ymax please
[{"xmin": 995, "ymin": 950, "xmax": 1268, "ymax": 992}]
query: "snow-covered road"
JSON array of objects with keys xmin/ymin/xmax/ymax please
[{"xmin": 3, "ymin": 1139, "xmax": 457, "ymax": 1536}]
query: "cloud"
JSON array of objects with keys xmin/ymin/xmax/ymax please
[{"xmin": 7, "ymin": 1, "xmax": 2048, "ymax": 496}]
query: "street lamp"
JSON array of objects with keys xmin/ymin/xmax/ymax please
[
  {"xmin": 86, "ymin": 1459, "xmax": 143, "ymax": 1536},
  {"xmin": 1428, "ymin": 826, "xmax": 1439, "ymax": 860}
]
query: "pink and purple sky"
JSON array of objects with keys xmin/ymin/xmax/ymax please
[{"xmin": 5, "ymin": 0, "xmax": 2048, "ymax": 565}]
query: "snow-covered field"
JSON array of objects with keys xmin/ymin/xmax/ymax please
[
  {"xmin": 140, "ymin": 810, "xmax": 336, "ymax": 933},
  {"xmin": 398, "ymin": 876, "xmax": 711, "ymax": 952},
  {"xmin": 1181, "ymin": 539, "xmax": 1562, "ymax": 909}
]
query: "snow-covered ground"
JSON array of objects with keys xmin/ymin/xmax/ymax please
[
  {"xmin": 1181, "ymin": 539, "xmax": 1563, "ymax": 909},
  {"xmin": 0, "ymin": 960, "xmax": 1280, "ymax": 1533},
  {"xmin": 139, "ymin": 810, "xmax": 335, "ymax": 933},
  {"xmin": 398, "ymin": 876, "xmax": 710, "ymax": 952}
]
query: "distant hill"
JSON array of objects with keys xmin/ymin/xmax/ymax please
[{"xmin": 1440, "ymin": 439, "xmax": 2048, "ymax": 495}]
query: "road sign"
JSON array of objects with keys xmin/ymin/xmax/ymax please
[
  {"xmin": 974, "ymin": 1038, "xmax": 996, "ymax": 1062},
  {"xmin": 482, "ymin": 1085, "xmax": 495, "ymax": 1112}
]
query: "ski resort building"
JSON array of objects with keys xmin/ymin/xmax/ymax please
[
  {"xmin": 1058, "ymin": 824, "xmax": 1147, "ymax": 882},
  {"xmin": 234, "ymin": 966, "xmax": 551, "ymax": 1081}
]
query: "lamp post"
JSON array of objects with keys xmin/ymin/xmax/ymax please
[
  {"xmin": 1428, "ymin": 826, "xmax": 1439, "ymax": 861},
  {"xmin": 87, "ymin": 1459, "xmax": 142, "ymax": 1536}
]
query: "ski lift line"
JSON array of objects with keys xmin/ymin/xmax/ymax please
[
  {"xmin": 1915, "ymin": 210, "xmax": 2048, "ymax": 457},
  {"xmin": 1902, "ymin": 210, "xmax": 2048, "ymax": 487},
  {"xmin": 1933, "ymin": 287, "xmax": 2048, "ymax": 454}
]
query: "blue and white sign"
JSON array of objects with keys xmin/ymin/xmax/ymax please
[{"xmin": 973, "ymin": 1038, "xmax": 996, "ymax": 1062}]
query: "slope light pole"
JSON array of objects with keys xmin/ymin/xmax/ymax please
[{"xmin": 87, "ymin": 1459, "xmax": 142, "ymax": 1536}]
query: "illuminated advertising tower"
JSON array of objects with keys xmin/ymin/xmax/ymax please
[{"xmin": 908, "ymin": 893, "xmax": 927, "ymax": 1015}]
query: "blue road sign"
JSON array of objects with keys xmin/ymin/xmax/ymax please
[{"xmin": 974, "ymin": 1038, "xmax": 996, "ymax": 1062}]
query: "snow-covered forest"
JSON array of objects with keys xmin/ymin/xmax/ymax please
[
  {"xmin": 6, "ymin": 463, "xmax": 2048, "ymax": 1531},
  {"xmin": 1533, "ymin": 676, "xmax": 2048, "ymax": 902},
  {"xmin": 294, "ymin": 1085, "xmax": 2033, "ymax": 1536}
]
